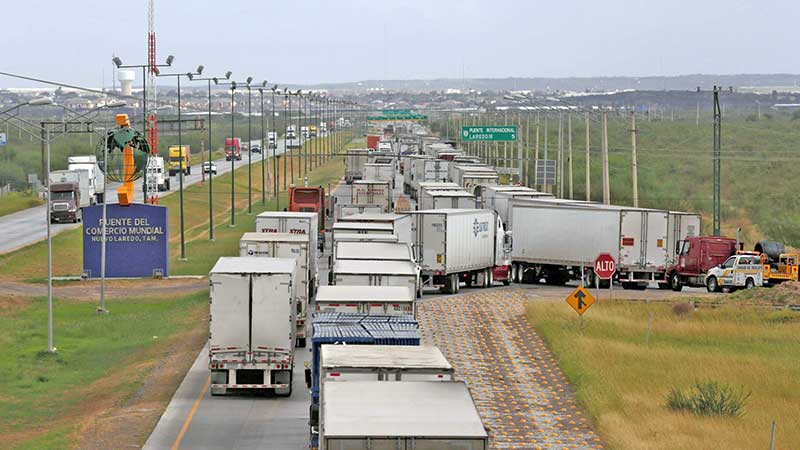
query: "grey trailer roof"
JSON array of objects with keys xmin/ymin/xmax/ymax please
[
  {"xmin": 210, "ymin": 256, "xmax": 297, "ymax": 274},
  {"xmin": 321, "ymin": 345, "xmax": 452, "ymax": 370},
  {"xmin": 331, "ymin": 222, "xmax": 395, "ymax": 232},
  {"xmin": 240, "ymin": 232, "xmax": 308, "ymax": 243},
  {"xmin": 340, "ymin": 212, "xmax": 410, "ymax": 222},
  {"xmin": 335, "ymin": 242, "xmax": 413, "ymax": 260},
  {"xmin": 323, "ymin": 381, "xmax": 487, "ymax": 438},
  {"xmin": 255, "ymin": 211, "xmax": 317, "ymax": 219},
  {"xmin": 412, "ymin": 208, "xmax": 487, "ymax": 216},
  {"xmin": 332, "ymin": 233, "xmax": 399, "ymax": 243},
  {"xmin": 424, "ymin": 190, "xmax": 475, "ymax": 197},
  {"xmin": 353, "ymin": 179, "xmax": 390, "ymax": 185},
  {"xmin": 417, "ymin": 182, "xmax": 461, "ymax": 189},
  {"xmin": 315, "ymin": 285, "xmax": 413, "ymax": 303},
  {"xmin": 481, "ymin": 185, "xmax": 539, "ymax": 193},
  {"xmin": 334, "ymin": 259, "xmax": 417, "ymax": 275}
]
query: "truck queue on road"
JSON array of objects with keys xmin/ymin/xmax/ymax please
[{"xmin": 201, "ymin": 124, "xmax": 797, "ymax": 450}]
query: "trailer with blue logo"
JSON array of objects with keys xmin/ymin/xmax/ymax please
[{"xmin": 411, "ymin": 209, "xmax": 512, "ymax": 294}]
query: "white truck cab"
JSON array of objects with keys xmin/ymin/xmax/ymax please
[{"xmin": 705, "ymin": 253, "xmax": 763, "ymax": 292}]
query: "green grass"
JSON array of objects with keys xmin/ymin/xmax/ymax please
[
  {"xmin": 0, "ymin": 133, "xmax": 353, "ymax": 279},
  {"xmin": 0, "ymin": 291, "xmax": 207, "ymax": 447},
  {"xmin": 0, "ymin": 191, "xmax": 44, "ymax": 217},
  {"xmin": 526, "ymin": 299, "xmax": 800, "ymax": 450}
]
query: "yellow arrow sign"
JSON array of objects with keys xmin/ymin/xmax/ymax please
[{"xmin": 565, "ymin": 285, "xmax": 595, "ymax": 315}]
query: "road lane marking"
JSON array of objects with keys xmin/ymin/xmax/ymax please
[{"xmin": 171, "ymin": 375, "xmax": 210, "ymax": 450}]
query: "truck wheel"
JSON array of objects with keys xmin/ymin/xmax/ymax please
[
  {"xmin": 465, "ymin": 273, "xmax": 474, "ymax": 288},
  {"xmin": 453, "ymin": 274, "xmax": 460, "ymax": 294},
  {"xmin": 486, "ymin": 269, "xmax": 494, "ymax": 288},
  {"xmin": 706, "ymin": 276, "xmax": 721, "ymax": 293},
  {"xmin": 670, "ymin": 273, "xmax": 683, "ymax": 292},
  {"xmin": 165, "ymin": 179, "xmax": 171, "ymax": 190},
  {"xmin": 745, "ymin": 278, "xmax": 755, "ymax": 290}
]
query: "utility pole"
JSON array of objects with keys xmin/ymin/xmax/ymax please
[
  {"xmin": 558, "ymin": 113, "xmax": 563, "ymax": 197},
  {"xmin": 696, "ymin": 86, "xmax": 701, "ymax": 126},
  {"xmin": 631, "ymin": 110, "xmax": 639, "ymax": 208},
  {"xmin": 525, "ymin": 113, "xmax": 530, "ymax": 186},
  {"xmin": 585, "ymin": 112, "xmax": 590, "ymax": 201},
  {"xmin": 713, "ymin": 86, "xmax": 722, "ymax": 236},
  {"xmin": 534, "ymin": 113, "xmax": 540, "ymax": 188},
  {"xmin": 602, "ymin": 112, "xmax": 610, "ymax": 205},
  {"xmin": 543, "ymin": 115, "xmax": 548, "ymax": 193},
  {"xmin": 568, "ymin": 114, "xmax": 573, "ymax": 199}
]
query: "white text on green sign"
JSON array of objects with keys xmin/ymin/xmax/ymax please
[{"xmin": 461, "ymin": 126, "xmax": 517, "ymax": 142}]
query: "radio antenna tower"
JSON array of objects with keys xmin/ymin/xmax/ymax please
[{"xmin": 145, "ymin": 0, "xmax": 160, "ymax": 204}]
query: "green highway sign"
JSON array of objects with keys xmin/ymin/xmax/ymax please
[
  {"xmin": 461, "ymin": 126, "xmax": 517, "ymax": 142},
  {"xmin": 382, "ymin": 109, "xmax": 411, "ymax": 115}
]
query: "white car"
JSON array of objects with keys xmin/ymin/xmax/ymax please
[{"xmin": 203, "ymin": 161, "xmax": 218, "ymax": 174}]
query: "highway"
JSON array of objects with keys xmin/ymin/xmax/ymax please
[{"xmin": 0, "ymin": 136, "xmax": 304, "ymax": 254}]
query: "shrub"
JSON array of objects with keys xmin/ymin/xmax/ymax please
[
  {"xmin": 671, "ymin": 302, "xmax": 693, "ymax": 316},
  {"xmin": 667, "ymin": 380, "xmax": 751, "ymax": 417}
]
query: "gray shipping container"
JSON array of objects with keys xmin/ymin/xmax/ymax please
[{"xmin": 320, "ymin": 381, "xmax": 488, "ymax": 450}]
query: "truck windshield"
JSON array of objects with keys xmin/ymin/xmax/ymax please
[
  {"xmin": 51, "ymin": 191, "xmax": 75, "ymax": 200},
  {"xmin": 722, "ymin": 257, "xmax": 736, "ymax": 268}
]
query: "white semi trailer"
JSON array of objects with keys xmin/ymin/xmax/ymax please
[
  {"xmin": 345, "ymin": 149, "xmax": 369, "ymax": 184},
  {"xmin": 509, "ymin": 200, "xmax": 670, "ymax": 288},
  {"xmin": 255, "ymin": 211, "xmax": 319, "ymax": 263},
  {"xmin": 319, "ymin": 381, "xmax": 488, "ymax": 450},
  {"xmin": 208, "ymin": 257, "xmax": 298, "ymax": 396},
  {"xmin": 239, "ymin": 232, "xmax": 316, "ymax": 347},
  {"xmin": 350, "ymin": 180, "xmax": 392, "ymax": 211},
  {"xmin": 314, "ymin": 285, "xmax": 415, "ymax": 316},
  {"xmin": 331, "ymin": 259, "xmax": 420, "ymax": 298},
  {"xmin": 479, "ymin": 185, "xmax": 553, "ymax": 228},
  {"xmin": 334, "ymin": 203, "xmax": 384, "ymax": 221},
  {"xmin": 418, "ymin": 189, "xmax": 476, "ymax": 210},
  {"xmin": 337, "ymin": 213, "xmax": 413, "ymax": 244},
  {"xmin": 411, "ymin": 209, "xmax": 512, "ymax": 294},
  {"xmin": 363, "ymin": 163, "xmax": 395, "ymax": 188},
  {"xmin": 67, "ymin": 155, "xmax": 105, "ymax": 203}
]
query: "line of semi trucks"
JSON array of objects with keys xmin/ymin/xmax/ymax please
[{"xmin": 202, "ymin": 127, "xmax": 794, "ymax": 450}]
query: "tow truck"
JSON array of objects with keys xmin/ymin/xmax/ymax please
[{"xmin": 705, "ymin": 246, "xmax": 799, "ymax": 292}]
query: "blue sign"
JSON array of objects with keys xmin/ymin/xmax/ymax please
[
  {"xmin": 0, "ymin": 133, "xmax": 6, "ymax": 146},
  {"xmin": 82, "ymin": 204, "xmax": 169, "ymax": 278}
]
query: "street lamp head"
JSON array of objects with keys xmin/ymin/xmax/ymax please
[
  {"xmin": 231, "ymin": 81, "xmax": 237, "ymax": 90},
  {"xmin": 225, "ymin": 71, "xmax": 232, "ymax": 80},
  {"xmin": 213, "ymin": 77, "xmax": 219, "ymax": 84},
  {"xmin": 28, "ymin": 97, "xmax": 54, "ymax": 106},
  {"xmin": 112, "ymin": 57, "xmax": 123, "ymax": 68},
  {"xmin": 246, "ymin": 76, "xmax": 253, "ymax": 85},
  {"xmin": 153, "ymin": 66, "xmax": 161, "ymax": 76},
  {"xmin": 187, "ymin": 72, "xmax": 194, "ymax": 80},
  {"xmin": 261, "ymin": 80, "xmax": 268, "ymax": 88},
  {"xmin": 272, "ymin": 84, "xmax": 278, "ymax": 91},
  {"xmin": 295, "ymin": 90, "xmax": 301, "ymax": 95},
  {"xmin": 165, "ymin": 55, "xmax": 175, "ymax": 66},
  {"xmin": 196, "ymin": 65, "xmax": 204, "ymax": 75},
  {"xmin": 105, "ymin": 100, "xmax": 127, "ymax": 108}
]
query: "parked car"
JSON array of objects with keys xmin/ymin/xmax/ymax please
[
  {"xmin": 203, "ymin": 161, "xmax": 218, "ymax": 174},
  {"xmin": 251, "ymin": 144, "xmax": 262, "ymax": 154}
]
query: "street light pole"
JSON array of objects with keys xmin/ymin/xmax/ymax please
[
  {"xmin": 214, "ymin": 78, "xmax": 239, "ymax": 226},
  {"xmin": 245, "ymin": 77, "xmax": 253, "ymax": 214},
  {"xmin": 270, "ymin": 86, "xmax": 279, "ymax": 207},
  {"xmin": 259, "ymin": 81, "xmax": 268, "ymax": 205},
  {"xmin": 189, "ymin": 71, "xmax": 231, "ymax": 240},
  {"xmin": 156, "ymin": 65, "xmax": 204, "ymax": 260}
]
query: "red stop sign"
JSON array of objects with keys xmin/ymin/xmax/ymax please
[{"xmin": 594, "ymin": 253, "xmax": 616, "ymax": 279}]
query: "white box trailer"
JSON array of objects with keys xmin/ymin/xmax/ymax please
[
  {"xmin": 314, "ymin": 286, "xmax": 415, "ymax": 316},
  {"xmin": 208, "ymin": 257, "xmax": 297, "ymax": 396},
  {"xmin": 402, "ymin": 155, "xmax": 433, "ymax": 195},
  {"xmin": 411, "ymin": 209, "xmax": 511, "ymax": 294},
  {"xmin": 418, "ymin": 189, "xmax": 476, "ymax": 210},
  {"xmin": 320, "ymin": 381, "xmax": 488, "ymax": 450},
  {"xmin": 415, "ymin": 181, "xmax": 462, "ymax": 201},
  {"xmin": 448, "ymin": 163, "xmax": 493, "ymax": 185},
  {"xmin": 333, "ymin": 203, "xmax": 384, "ymax": 221},
  {"xmin": 67, "ymin": 155, "xmax": 105, "ymax": 203},
  {"xmin": 412, "ymin": 159, "xmax": 450, "ymax": 197},
  {"xmin": 49, "ymin": 169, "xmax": 93, "ymax": 207},
  {"xmin": 462, "ymin": 173, "xmax": 500, "ymax": 194},
  {"xmin": 667, "ymin": 211, "xmax": 702, "ymax": 264},
  {"xmin": 509, "ymin": 200, "xmax": 669, "ymax": 287},
  {"xmin": 319, "ymin": 345, "xmax": 453, "ymax": 382},
  {"xmin": 345, "ymin": 149, "xmax": 369, "ymax": 184},
  {"xmin": 331, "ymin": 222, "xmax": 395, "ymax": 243},
  {"xmin": 239, "ymin": 232, "xmax": 316, "ymax": 347},
  {"xmin": 255, "ymin": 211, "xmax": 319, "ymax": 267},
  {"xmin": 479, "ymin": 186, "xmax": 554, "ymax": 228},
  {"xmin": 363, "ymin": 163, "xmax": 395, "ymax": 187},
  {"xmin": 334, "ymin": 241, "xmax": 415, "ymax": 262},
  {"xmin": 338, "ymin": 213, "xmax": 413, "ymax": 244},
  {"xmin": 332, "ymin": 259, "xmax": 420, "ymax": 299},
  {"xmin": 351, "ymin": 180, "xmax": 392, "ymax": 211}
]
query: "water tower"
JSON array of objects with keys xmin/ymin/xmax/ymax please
[{"xmin": 118, "ymin": 70, "xmax": 135, "ymax": 96}]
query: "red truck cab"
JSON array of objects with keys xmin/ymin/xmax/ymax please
[
  {"xmin": 225, "ymin": 138, "xmax": 242, "ymax": 161},
  {"xmin": 289, "ymin": 186, "xmax": 326, "ymax": 250},
  {"xmin": 666, "ymin": 236, "xmax": 739, "ymax": 291}
]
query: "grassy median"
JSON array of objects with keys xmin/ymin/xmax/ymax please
[
  {"xmin": 0, "ymin": 291, "xmax": 208, "ymax": 449},
  {"xmin": 526, "ymin": 299, "xmax": 800, "ymax": 450},
  {"xmin": 0, "ymin": 191, "xmax": 44, "ymax": 218}
]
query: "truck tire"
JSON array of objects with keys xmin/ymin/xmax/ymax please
[
  {"xmin": 706, "ymin": 276, "xmax": 721, "ymax": 293},
  {"xmin": 512, "ymin": 264, "xmax": 521, "ymax": 284},
  {"xmin": 486, "ymin": 269, "xmax": 494, "ymax": 288},
  {"xmin": 165, "ymin": 179, "xmax": 171, "ymax": 190},
  {"xmin": 670, "ymin": 273, "xmax": 684, "ymax": 292},
  {"xmin": 745, "ymin": 278, "xmax": 755, "ymax": 290}
]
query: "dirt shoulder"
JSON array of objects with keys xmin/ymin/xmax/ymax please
[{"xmin": 0, "ymin": 277, "xmax": 207, "ymax": 301}]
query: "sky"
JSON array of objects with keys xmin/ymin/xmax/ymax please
[{"xmin": 1, "ymin": 0, "xmax": 799, "ymax": 88}]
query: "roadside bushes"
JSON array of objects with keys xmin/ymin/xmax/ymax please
[{"xmin": 666, "ymin": 380, "xmax": 751, "ymax": 417}]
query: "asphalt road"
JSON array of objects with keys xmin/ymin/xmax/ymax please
[{"xmin": 0, "ymin": 136, "xmax": 305, "ymax": 254}]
